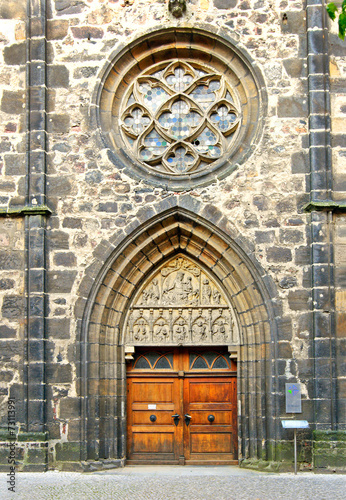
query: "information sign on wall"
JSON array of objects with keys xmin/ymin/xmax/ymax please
[{"xmin": 285, "ymin": 383, "xmax": 302, "ymax": 413}]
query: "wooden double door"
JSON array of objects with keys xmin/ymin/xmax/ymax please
[{"xmin": 127, "ymin": 348, "xmax": 237, "ymax": 465}]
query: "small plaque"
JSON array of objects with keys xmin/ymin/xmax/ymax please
[
  {"xmin": 285, "ymin": 383, "xmax": 302, "ymax": 413},
  {"xmin": 282, "ymin": 420, "xmax": 309, "ymax": 429},
  {"xmin": 148, "ymin": 404, "xmax": 156, "ymax": 410}
]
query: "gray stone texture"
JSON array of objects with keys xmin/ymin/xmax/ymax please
[{"xmin": 0, "ymin": 0, "xmax": 344, "ymax": 475}]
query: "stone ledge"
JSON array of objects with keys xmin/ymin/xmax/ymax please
[
  {"xmin": 303, "ymin": 201, "xmax": 346, "ymax": 212},
  {"xmin": 0, "ymin": 206, "xmax": 52, "ymax": 217},
  {"xmin": 81, "ymin": 458, "xmax": 126, "ymax": 471}
]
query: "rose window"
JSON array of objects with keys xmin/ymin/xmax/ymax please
[
  {"xmin": 120, "ymin": 61, "xmax": 241, "ymax": 176},
  {"xmin": 98, "ymin": 29, "xmax": 265, "ymax": 190}
]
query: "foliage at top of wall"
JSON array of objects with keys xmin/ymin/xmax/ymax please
[{"xmin": 327, "ymin": 1, "xmax": 346, "ymax": 40}]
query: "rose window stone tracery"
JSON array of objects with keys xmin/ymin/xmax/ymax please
[
  {"xmin": 99, "ymin": 29, "xmax": 265, "ymax": 189},
  {"xmin": 120, "ymin": 61, "xmax": 241, "ymax": 176}
]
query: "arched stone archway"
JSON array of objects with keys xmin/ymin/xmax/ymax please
[{"xmin": 79, "ymin": 206, "xmax": 280, "ymax": 466}]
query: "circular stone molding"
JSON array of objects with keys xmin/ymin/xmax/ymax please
[{"xmin": 98, "ymin": 28, "xmax": 266, "ymax": 191}]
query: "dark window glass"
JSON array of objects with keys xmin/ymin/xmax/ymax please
[
  {"xmin": 192, "ymin": 356, "xmax": 208, "ymax": 369},
  {"xmin": 155, "ymin": 356, "xmax": 171, "ymax": 369},
  {"xmin": 146, "ymin": 352, "xmax": 160, "ymax": 367},
  {"xmin": 212, "ymin": 355, "xmax": 229, "ymax": 369},
  {"xmin": 204, "ymin": 351, "xmax": 218, "ymax": 367},
  {"xmin": 166, "ymin": 353, "xmax": 173, "ymax": 366},
  {"xmin": 134, "ymin": 356, "xmax": 150, "ymax": 369}
]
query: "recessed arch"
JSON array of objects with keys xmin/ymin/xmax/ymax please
[{"xmin": 78, "ymin": 206, "xmax": 280, "ymax": 465}]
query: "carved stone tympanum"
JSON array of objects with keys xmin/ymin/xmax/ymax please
[{"xmin": 124, "ymin": 256, "xmax": 239, "ymax": 346}]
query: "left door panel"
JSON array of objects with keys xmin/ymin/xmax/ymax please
[{"xmin": 127, "ymin": 377, "xmax": 181, "ymax": 464}]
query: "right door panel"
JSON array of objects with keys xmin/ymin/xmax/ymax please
[{"xmin": 183, "ymin": 376, "xmax": 237, "ymax": 464}]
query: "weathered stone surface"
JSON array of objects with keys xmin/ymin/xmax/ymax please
[
  {"xmin": 47, "ymin": 318, "xmax": 71, "ymax": 339},
  {"xmin": 288, "ymin": 290, "xmax": 311, "ymax": 311},
  {"xmin": 46, "ymin": 364, "xmax": 72, "ymax": 384},
  {"xmin": 47, "ymin": 271, "xmax": 77, "ymax": 293},
  {"xmin": 97, "ymin": 202, "xmax": 118, "ymax": 213},
  {"xmin": 62, "ymin": 218, "xmax": 83, "ymax": 229},
  {"xmin": 59, "ymin": 398, "xmax": 80, "ymax": 418},
  {"xmin": 71, "ymin": 26, "xmax": 104, "ymax": 39},
  {"xmin": 47, "ymin": 65, "xmax": 70, "ymax": 88},
  {"xmin": 0, "ymin": 1, "xmax": 26, "ymax": 20},
  {"xmin": 279, "ymin": 229, "xmax": 304, "ymax": 244},
  {"xmin": 47, "ymin": 176, "xmax": 72, "ymax": 196},
  {"xmin": 48, "ymin": 231, "xmax": 69, "ymax": 250},
  {"xmin": 47, "ymin": 114, "xmax": 70, "ymax": 133},
  {"xmin": 1, "ymin": 90, "xmax": 25, "ymax": 114},
  {"xmin": 73, "ymin": 67, "xmax": 98, "ymax": 79},
  {"xmin": 279, "ymin": 276, "xmax": 297, "ymax": 289},
  {"xmin": 47, "ymin": 20, "xmax": 69, "ymax": 40},
  {"xmin": 255, "ymin": 230, "xmax": 274, "ymax": 244},
  {"xmin": 0, "ymin": 251, "xmax": 24, "ymax": 270},
  {"xmin": 1, "ymin": 296, "xmax": 25, "ymax": 319},
  {"xmin": 0, "ymin": 278, "xmax": 15, "ymax": 290},
  {"xmin": 55, "ymin": 0, "xmax": 85, "ymax": 14},
  {"xmin": 278, "ymin": 97, "xmax": 308, "ymax": 118},
  {"xmin": 214, "ymin": 0, "xmax": 237, "ymax": 8},
  {"xmin": 266, "ymin": 247, "xmax": 292, "ymax": 263},
  {"xmin": 3, "ymin": 42, "xmax": 26, "ymax": 65},
  {"xmin": 281, "ymin": 11, "xmax": 306, "ymax": 34},
  {"xmin": 0, "ymin": 325, "xmax": 16, "ymax": 338},
  {"xmin": 53, "ymin": 252, "xmax": 77, "ymax": 267},
  {"xmin": 85, "ymin": 170, "xmax": 104, "ymax": 184}
]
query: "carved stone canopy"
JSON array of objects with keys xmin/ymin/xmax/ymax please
[{"xmin": 124, "ymin": 255, "xmax": 240, "ymax": 347}]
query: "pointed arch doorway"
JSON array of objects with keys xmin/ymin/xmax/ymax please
[{"xmin": 80, "ymin": 206, "xmax": 279, "ymax": 467}]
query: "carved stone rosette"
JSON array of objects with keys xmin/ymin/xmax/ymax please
[{"xmin": 124, "ymin": 256, "xmax": 239, "ymax": 346}]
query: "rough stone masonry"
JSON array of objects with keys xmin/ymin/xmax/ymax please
[{"xmin": 0, "ymin": 0, "xmax": 345, "ymax": 472}]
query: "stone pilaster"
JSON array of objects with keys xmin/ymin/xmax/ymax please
[
  {"xmin": 23, "ymin": 0, "xmax": 48, "ymax": 457},
  {"xmin": 306, "ymin": 0, "xmax": 336, "ymax": 431}
]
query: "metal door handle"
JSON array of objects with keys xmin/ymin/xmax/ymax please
[
  {"xmin": 172, "ymin": 414, "xmax": 180, "ymax": 426},
  {"xmin": 184, "ymin": 414, "xmax": 192, "ymax": 426}
]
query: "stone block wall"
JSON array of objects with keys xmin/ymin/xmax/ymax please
[{"xmin": 0, "ymin": 0, "xmax": 344, "ymax": 471}]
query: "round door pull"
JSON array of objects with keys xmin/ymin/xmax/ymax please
[
  {"xmin": 208, "ymin": 414, "xmax": 215, "ymax": 423},
  {"xmin": 150, "ymin": 414, "xmax": 157, "ymax": 422}
]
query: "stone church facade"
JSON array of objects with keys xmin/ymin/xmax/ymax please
[{"xmin": 0, "ymin": 0, "xmax": 345, "ymax": 472}]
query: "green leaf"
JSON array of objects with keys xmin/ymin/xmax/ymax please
[
  {"xmin": 339, "ymin": 12, "xmax": 346, "ymax": 40},
  {"xmin": 327, "ymin": 2, "xmax": 338, "ymax": 20},
  {"xmin": 342, "ymin": 0, "xmax": 346, "ymax": 13}
]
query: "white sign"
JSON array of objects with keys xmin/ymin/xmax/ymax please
[
  {"xmin": 282, "ymin": 420, "xmax": 309, "ymax": 429},
  {"xmin": 148, "ymin": 404, "xmax": 156, "ymax": 410}
]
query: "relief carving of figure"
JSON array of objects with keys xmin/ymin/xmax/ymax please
[
  {"xmin": 154, "ymin": 318, "xmax": 169, "ymax": 341},
  {"xmin": 213, "ymin": 289, "xmax": 221, "ymax": 304},
  {"xmin": 192, "ymin": 316, "xmax": 207, "ymax": 342},
  {"xmin": 162, "ymin": 271, "xmax": 198, "ymax": 305},
  {"xmin": 212, "ymin": 317, "xmax": 227, "ymax": 342},
  {"xmin": 173, "ymin": 317, "xmax": 187, "ymax": 344},
  {"xmin": 133, "ymin": 317, "xmax": 149, "ymax": 342},
  {"xmin": 202, "ymin": 278, "xmax": 212, "ymax": 304},
  {"xmin": 141, "ymin": 278, "xmax": 160, "ymax": 305}
]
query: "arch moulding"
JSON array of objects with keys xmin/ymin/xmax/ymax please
[{"xmin": 78, "ymin": 205, "xmax": 280, "ymax": 467}]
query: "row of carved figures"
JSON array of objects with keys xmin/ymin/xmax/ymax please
[
  {"xmin": 141, "ymin": 275, "xmax": 223, "ymax": 306},
  {"xmin": 127, "ymin": 307, "xmax": 237, "ymax": 345}
]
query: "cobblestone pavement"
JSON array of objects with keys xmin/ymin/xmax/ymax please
[{"xmin": 1, "ymin": 466, "xmax": 345, "ymax": 500}]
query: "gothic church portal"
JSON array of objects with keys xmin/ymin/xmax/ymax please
[{"xmin": 0, "ymin": 1, "xmax": 345, "ymax": 473}]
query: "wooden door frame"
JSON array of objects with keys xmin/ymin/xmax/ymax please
[{"xmin": 125, "ymin": 347, "xmax": 238, "ymax": 465}]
